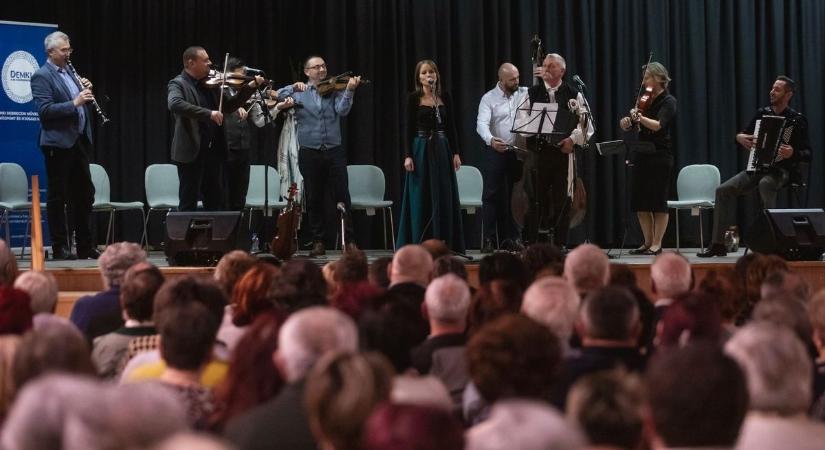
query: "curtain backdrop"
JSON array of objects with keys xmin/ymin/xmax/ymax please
[{"xmin": 4, "ymin": 0, "xmax": 824, "ymax": 249}]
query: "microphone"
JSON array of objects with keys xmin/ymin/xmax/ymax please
[
  {"xmin": 572, "ymin": 74, "xmax": 586, "ymax": 89},
  {"xmin": 337, "ymin": 202, "xmax": 347, "ymax": 213},
  {"xmin": 427, "ymin": 78, "xmax": 435, "ymax": 86},
  {"xmin": 244, "ymin": 66, "xmax": 266, "ymax": 76}
]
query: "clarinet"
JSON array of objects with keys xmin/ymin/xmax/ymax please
[{"xmin": 65, "ymin": 57, "xmax": 110, "ymax": 125}]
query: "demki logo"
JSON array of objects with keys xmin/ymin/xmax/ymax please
[{"xmin": 10, "ymin": 70, "xmax": 32, "ymax": 80}]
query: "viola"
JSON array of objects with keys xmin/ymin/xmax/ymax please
[
  {"xmin": 203, "ymin": 69, "xmax": 271, "ymax": 89},
  {"xmin": 316, "ymin": 71, "xmax": 370, "ymax": 96},
  {"xmin": 270, "ymin": 183, "xmax": 301, "ymax": 260}
]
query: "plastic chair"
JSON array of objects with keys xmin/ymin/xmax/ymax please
[
  {"xmin": 144, "ymin": 164, "xmax": 182, "ymax": 245},
  {"xmin": 456, "ymin": 165, "xmax": 484, "ymax": 249},
  {"xmin": 89, "ymin": 164, "xmax": 147, "ymax": 246},
  {"xmin": 347, "ymin": 165, "xmax": 395, "ymax": 249},
  {"xmin": 245, "ymin": 165, "xmax": 288, "ymax": 227},
  {"xmin": 0, "ymin": 163, "xmax": 36, "ymax": 256},
  {"xmin": 666, "ymin": 164, "xmax": 720, "ymax": 252}
]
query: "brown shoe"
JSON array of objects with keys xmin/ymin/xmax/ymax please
[{"xmin": 309, "ymin": 241, "xmax": 326, "ymax": 257}]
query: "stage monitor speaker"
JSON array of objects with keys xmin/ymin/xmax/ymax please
[
  {"xmin": 164, "ymin": 212, "xmax": 250, "ymax": 266},
  {"xmin": 746, "ymin": 208, "xmax": 825, "ymax": 261}
]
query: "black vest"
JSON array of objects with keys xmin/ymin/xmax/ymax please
[{"xmin": 526, "ymin": 82, "xmax": 578, "ymax": 148}]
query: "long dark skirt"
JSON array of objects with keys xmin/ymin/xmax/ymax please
[{"xmin": 396, "ymin": 134, "xmax": 465, "ymax": 252}]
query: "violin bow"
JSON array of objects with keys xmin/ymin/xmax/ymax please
[{"xmin": 218, "ymin": 52, "xmax": 229, "ymax": 112}]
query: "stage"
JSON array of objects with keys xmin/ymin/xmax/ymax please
[{"xmin": 13, "ymin": 248, "xmax": 825, "ymax": 320}]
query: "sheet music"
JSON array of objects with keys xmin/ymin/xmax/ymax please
[{"xmin": 512, "ymin": 101, "xmax": 558, "ymax": 135}]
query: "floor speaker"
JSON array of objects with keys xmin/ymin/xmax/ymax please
[
  {"xmin": 165, "ymin": 212, "xmax": 250, "ymax": 266},
  {"xmin": 746, "ymin": 208, "xmax": 825, "ymax": 261}
]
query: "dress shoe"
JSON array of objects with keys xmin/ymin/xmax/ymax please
[
  {"xmin": 77, "ymin": 247, "xmax": 101, "ymax": 260},
  {"xmin": 628, "ymin": 245, "xmax": 650, "ymax": 255},
  {"xmin": 52, "ymin": 246, "xmax": 77, "ymax": 260},
  {"xmin": 643, "ymin": 246, "xmax": 663, "ymax": 256},
  {"xmin": 697, "ymin": 243, "xmax": 728, "ymax": 258},
  {"xmin": 309, "ymin": 241, "xmax": 326, "ymax": 257},
  {"xmin": 481, "ymin": 238, "xmax": 495, "ymax": 254}
]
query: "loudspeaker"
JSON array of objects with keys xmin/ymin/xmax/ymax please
[
  {"xmin": 164, "ymin": 212, "xmax": 250, "ymax": 266},
  {"xmin": 746, "ymin": 208, "xmax": 825, "ymax": 261}
]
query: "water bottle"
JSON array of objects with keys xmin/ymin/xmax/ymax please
[
  {"xmin": 251, "ymin": 233, "xmax": 260, "ymax": 252},
  {"xmin": 724, "ymin": 226, "xmax": 739, "ymax": 253}
]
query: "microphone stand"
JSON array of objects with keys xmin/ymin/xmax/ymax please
[
  {"xmin": 574, "ymin": 77, "xmax": 595, "ymax": 247},
  {"xmin": 338, "ymin": 203, "xmax": 347, "ymax": 252}
]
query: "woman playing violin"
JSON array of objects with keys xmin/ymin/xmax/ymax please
[
  {"xmin": 620, "ymin": 62, "xmax": 677, "ymax": 255},
  {"xmin": 396, "ymin": 59, "xmax": 465, "ymax": 252}
]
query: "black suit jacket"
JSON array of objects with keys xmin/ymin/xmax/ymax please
[
  {"xmin": 223, "ymin": 381, "xmax": 316, "ymax": 450},
  {"xmin": 167, "ymin": 71, "xmax": 254, "ymax": 164}
]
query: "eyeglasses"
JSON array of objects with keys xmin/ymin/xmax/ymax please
[
  {"xmin": 55, "ymin": 47, "xmax": 73, "ymax": 55},
  {"xmin": 306, "ymin": 63, "xmax": 326, "ymax": 71}
]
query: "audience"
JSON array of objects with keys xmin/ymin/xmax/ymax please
[
  {"xmin": 432, "ymin": 255, "xmax": 469, "ymax": 281},
  {"xmin": 478, "ymin": 252, "xmax": 530, "ymax": 290},
  {"xmin": 645, "ymin": 343, "xmax": 748, "ymax": 450},
  {"xmin": 808, "ymin": 290, "xmax": 825, "ymax": 419},
  {"xmin": 368, "ymin": 256, "xmax": 392, "ymax": 289},
  {"xmin": 92, "ymin": 263, "xmax": 163, "ymax": 379},
  {"xmin": 726, "ymin": 322, "xmax": 825, "ymax": 448},
  {"xmin": 761, "ymin": 269, "xmax": 812, "ymax": 303},
  {"xmin": 305, "ymin": 351, "xmax": 394, "ymax": 450},
  {"xmin": 0, "ymin": 239, "xmax": 18, "ymax": 286},
  {"xmin": 465, "ymin": 314, "xmax": 582, "ymax": 449},
  {"xmin": 267, "ymin": 259, "xmax": 327, "ymax": 312},
  {"xmin": 390, "ymin": 374, "xmax": 454, "ymax": 412},
  {"xmin": 655, "ymin": 291, "xmax": 723, "ymax": 349},
  {"xmin": 421, "ymin": 238, "xmax": 451, "ymax": 261},
  {"xmin": 649, "ymin": 252, "xmax": 692, "ymax": 322},
  {"xmin": 388, "ymin": 244, "xmax": 433, "ymax": 307},
  {"xmin": 608, "ymin": 264, "xmax": 656, "ymax": 352},
  {"xmin": 224, "ymin": 306, "xmax": 358, "ymax": 450},
  {"xmin": 411, "ymin": 274, "xmax": 471, "ymax": 408},
  {"xmin": 521, "ymin": 242, "xmax": 565, "ymax": 281},
  {"xmin": 13, "ymin": 270, "xmax": 58, "ymax": 315},
  {"xmin": 363, "ymin": 403, "xmax": 465, "ymax": 450},
  {"xmin": 69, "ymin": 242, "xmax": 147, "ymax": 341},
  {"xmin": 566, "ymin": 370, "xmax": 644, "ymax": 450},
  {"xmin": 11, "ymin": 320, "xmax": 95, "ymax": 394},
  {"xmin": 219, "ymin": 262, "xmax": 279, "ymax": 352},
  {"xmin": 521, "ymin": 276, "xmax": 580, "ymax": 353},
  {"xmin": 466, "ymin": 279, "xmax": 524, "ymax": 337},
  {"xmin": 213, "ymin": 250, "xmax": 258, "ymax": 297},
  {"xmin": 0, "ymin": 335, "xmax": 21, "ymax": 422},
  {"xmin": 564, "ymin": 243, "xmax": 609, "ymax": 297},
  {"xmin": 698, "ymin": 268, "xmax": 744, "ymax": 336},
  {"xmin": 0, "ymin": 286, "xmax": 32, "ymax": 335}
]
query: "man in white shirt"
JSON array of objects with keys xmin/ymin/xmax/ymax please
[{"xmin": 476, "ymin": 63, "xmax": 529, "ymax": 252}]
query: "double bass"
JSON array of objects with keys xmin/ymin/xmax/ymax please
[
  {"xmin": 270, "ymin": 183, "xmax": 300, "ymax": 260},
  {"xmin": 568, "ymin": 98, "xmax": 588, "ymax": 228}
]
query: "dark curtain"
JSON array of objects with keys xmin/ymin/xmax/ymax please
[{"xmin": 4, "ymin": 0, "xmax": 824, "ymax": 249}]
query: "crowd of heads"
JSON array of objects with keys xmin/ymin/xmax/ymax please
[{"xmin": 2, "ymin": 237, "xmax": 825, "ymax": 449}]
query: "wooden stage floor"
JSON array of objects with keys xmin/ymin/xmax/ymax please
[{"xmin": 13, "ymin": 247, "xmax": 825, "ymax": 319}]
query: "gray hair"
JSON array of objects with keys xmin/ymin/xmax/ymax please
[
  {"xmin": 391, "ymin": 374, "xmax": 453, "ymax": 412},
  {"xmin": 277, "ymin": 307, "xmax": 358, "ymax": 382},
  {"xmin": 14, "ymin": 271, "xmax": 58, "ymax": 314},
  {"xmin": 425, "ymin": 274, "xmax": 471, "ymax": 324},
  {"xmin": 522, "ymin": 276, "xmax": 581, "ymax": 343},
  {"xmin": 0, "ymin": 238, "xmax": 18, "ymax": 286},
  {"xmin": 650, "ymin": 252, "xmax": 692, "ymax": 298},
  {"xmin": 44, "ymin": 31, "xmax": 69, "ymax": 52},
  {"xmin": 98, "ymin": 242, "xmax": 147, "ymax": 288},
  {"xmin": 725, "ymin": 322, "xmax": 812, "ymax": 416},
  {"xmin": 465, "ymin": 399, "xmax": 584, "ymax": 450},
  {"xmin": 645, "ymin": 62, "xmax": 671, "ymax": 89},
  {"xmin": 564, "ymin": 244, "xmax": 610, "ymax": 294},
  {"xmin": 2, "ymin": 374, "xmax": 186, "ymax": 450},
  {"xmin": 545, "ymin": 53, "xmax": 567, "ymax": 70}
]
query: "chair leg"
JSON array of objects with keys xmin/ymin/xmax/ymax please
[
  {"xmin": 139, "ymin": 210, "xmax": 148, "ymax": 250},
  {"xmin": 698, "ymin": 210, "xmax": 704, "ymax": 251},
  {"xmin": 389, "ymin": 207, "xmax": 396, "ymax": 252},
  {"xmin": 106, "ymin": 210, "xmax": 115, "ymax": 245},
  {"xmin": 21, "ymin": 212, "xmax": 31, "ymax": 259},
  {"xmin": 382, "ymin": 208, "xmax": 388, "ymax": 250},
  {"xmin": 144, "ymin": 208, "xmax": 154, "ymax": 249},
  {"xmin": 2, "ymin": 210, "xmax": 9, "ymax": 245},
  {"xmin": 674, "ymin": 210, "xmax": 681, "ymax": 253}
]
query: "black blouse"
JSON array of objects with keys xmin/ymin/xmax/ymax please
[
  {"xmin": 637, "ymin": 91, "xmax": 677, "ymax": 154},
  {"xmin": 405, "ymin": 91, "xmax": 461, "ymax": 157}
]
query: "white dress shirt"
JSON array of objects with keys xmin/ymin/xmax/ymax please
[{"xmin": 476, "ymin": 83, "xmax": 529, "ymax": 146}]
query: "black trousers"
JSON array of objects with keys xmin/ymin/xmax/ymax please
[
  {"xmin": 481, "ymin": 146, "xmax": 522, "ymax": 243},
  {"xmin": 41, "ymin": 136, "xmax": 95, "ymax": 251},
  {"xmin": 224, "ymin": 150, "xmax": 251, "ymax": 212},
  {"xmin": 522, "ymin": 146, "xmax": 570, "ymax": 247},
  {"xmin": 298, "ymin": 145, "xmax": 353, "ymax": 243},
  {"xmin": 177, "ymin": 146, "xmax": 225, "ymax": 212}
]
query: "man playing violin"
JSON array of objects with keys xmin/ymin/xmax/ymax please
[
  {"xmin": 168, "ymin": 46, "xmax": 264, "ymax": 212},
  {"xmin": 276, "ymin": 56, "xmax": 362, "ymax": 257},
  {"xmin": 698, "ymin": 75, "xmax": 810, "ymax": 257}
]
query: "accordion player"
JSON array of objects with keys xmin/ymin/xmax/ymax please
[{"xmin": 745, "ymin": 114, "xmax": 796, "ymax": 173}]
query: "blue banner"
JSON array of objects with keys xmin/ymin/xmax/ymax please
[{"xmin": 0, "ymin": 20, "xmax": 57, "ymax": 248}]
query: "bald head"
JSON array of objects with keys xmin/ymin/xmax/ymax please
[
  {"xmin": 390, "ymin": 245, "xmax": 433, "ymax": 287},
  {"xmin": 497, "ymin": 62, "xmax": 520, "ymax": 94},
  {"xmin": 650, "ymin": 252, "xmax": 692, "ymax": 299},
  {"xmin": 564, "ymin": 244, "xmax": 609, "ymax": 295}
]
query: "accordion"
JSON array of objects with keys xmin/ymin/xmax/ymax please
[{"xmin": 746, "ymin": 115, "xmax": 795, "ymax": 173}]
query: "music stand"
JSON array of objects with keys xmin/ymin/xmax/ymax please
[{"xmin": 596, "ymin": 140, "xmax": 656, "ymax": 258}]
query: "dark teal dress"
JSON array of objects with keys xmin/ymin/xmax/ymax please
[{"xmin": 397, "ymin": 92, "xmax": 465, "ymax": 252}]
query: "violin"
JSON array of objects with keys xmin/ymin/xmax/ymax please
[
  {"xmin": 270, "ymin": 183, "xmax": 301, "ymax": 260},
  {"xmin": 316, "ymin": 71, "xmax": 370, "ymax": 96},
  {"xmin": 203, "ymin": 69, "xmax": 272, "ymax": 89}
]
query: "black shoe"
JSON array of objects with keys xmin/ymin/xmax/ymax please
[
  {"xmin": 77, "ymin": 247, "xmax": 101, "ymax": 260},
  {"xmin": 502, "ymin": 238, "xmax": 525, "ymax": 252},
  {"xmin": 643, "ymin": 246, "xmax": 663, "ymax": 256},
  {"xmin": 628, "ymin": 245, "xmax": 650, "ymax": 255},
  {"xmin": 697, "ymin": 244, "xmax": 727, "ymax": 258},
  {"xmin": 52, "ymin": 246, "xmax": 77, "ymax": 260},
  {"xmin": 481, "ymin": 239, "xmax": 495, "ymax": 254},
  {"xmin": 309, "ymin": 241, "xmax": 326, "ymax": 257}
]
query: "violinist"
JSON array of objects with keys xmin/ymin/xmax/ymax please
[
  {"xmin": 619, "ymin": 62, "xmax": 677, "ymax": 255},
  {"xmin": 168, "ymin": 46, "xmax": 264, "ymax": 211},
  {"xmin": 275, "ymin": 56, "xmax": 362, "ymax": 257}
]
